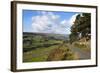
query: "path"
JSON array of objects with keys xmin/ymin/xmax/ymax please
[{"xmin": 67, "ymin": 43, "xmax": 91, "ymax": 59}]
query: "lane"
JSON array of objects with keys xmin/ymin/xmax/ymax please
[{"xmin": 67, "ymin": 43, "xmax": 91, "ymax": 59}]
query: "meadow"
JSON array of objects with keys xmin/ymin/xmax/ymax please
[{"xmin": 23, "ymin": 32, "xmax": 78, "ymax": 62}]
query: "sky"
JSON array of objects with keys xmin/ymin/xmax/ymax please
[{"xmin": 23, "ymin": 10, "xmax": 80, "ymax": 34}]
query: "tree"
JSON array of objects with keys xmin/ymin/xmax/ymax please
[{"xmin": 69, "ymin": 13, "xmax": 91, "ymax": 43}]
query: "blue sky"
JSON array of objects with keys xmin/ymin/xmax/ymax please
[{"xmin": 23, "ymin": 10, "xmax": 79, "ymax": 34}]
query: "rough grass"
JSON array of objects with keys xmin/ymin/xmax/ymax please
[
  {"xmin": 47, "ymin": 44, "xmax": 79, "ymax": 61},
  {"xmin": 23, "ymin": 45, "xmax": 59, "ymax": 62},
  {"xmin": 73, "ymin": 42, "xmax": 90, "ymax": 52},
  {"xmin": 23, "ymin": 35, "xmax": 80, "ymax": 62},
  {"xmin": 23, "ymin": 43, "xmax": 78, "ymax": 62},
  {"xmin": 23, "ymin": 36, "xmax": 64, "ymax": 62}
]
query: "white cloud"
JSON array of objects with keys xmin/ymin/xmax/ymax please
[
  {"xmin": 61, "ymin": 20, "xmax": 67, "ymax": 24},
  {"xmin": 31, "ymin": 11, "xmax": 78, "ymax": 34},
  {"xmin": 69, "ymin": 13, "xmax": 79, "ymax": 25}
]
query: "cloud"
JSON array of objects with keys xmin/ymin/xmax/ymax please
[
  {"xmin": 69, "ymin": 13, "xmax": 79, "ymax": 25},
  {"xmin": 31, "ymin": 11, "xmax": 78, "ymax": 34}
]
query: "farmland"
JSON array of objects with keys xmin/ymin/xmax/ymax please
[
  {"xmin": 23, "ymin": 32, "xmax": 90, "ymax": 62},
  {"xmin": 23, "ymin": 32, "xmax": 78, "ymax": 62}
]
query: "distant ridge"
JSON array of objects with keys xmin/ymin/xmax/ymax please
[
  {"xmin": 23, "ymin": 32, "xmax": 68, "ymax": 35},
  {"xmin": 23, "ymin": 32, "xmax": 69, "ymax": 40}
]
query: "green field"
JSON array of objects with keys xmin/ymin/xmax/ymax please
[
  {"xmin": 23, "ymin": 33, "xmax": 77, "ymax": 62},
  {"xmin": 23, "ymin": 32, "xmax": 91, "ymax": 62}
]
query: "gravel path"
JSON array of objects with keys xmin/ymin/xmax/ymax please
[{"xmin": 67, "ymin": 43, "xmax": 91, "ymax": 59}]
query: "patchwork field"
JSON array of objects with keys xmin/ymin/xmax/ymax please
[{"xmin": 23, "ymin": 32, "xmax": 90, "ymax": 62}]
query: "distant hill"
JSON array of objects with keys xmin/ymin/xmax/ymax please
[{"xmin": 23, "ymin": 32, "xmax": 69, "ymax": 40}]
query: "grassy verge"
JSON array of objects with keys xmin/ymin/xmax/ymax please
[
  {"xmin": 47, "ymin": 44, "xmax": 79, "ymax": 61},
  {"xmin": 73, "ymin": 41, "xmax": 91, "ymax": 52}
]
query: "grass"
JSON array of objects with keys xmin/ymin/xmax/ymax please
[
  {"xmin": 47, "ymin": 44, "xmax": 79, "ymax": 61},
  {"xmin": 73, "ymin": 42, "xmax": 90, "ymax": 52},
  {"xmin": 23, "ymin": 43, "xmax": 78, "ymax": 62},
  {"xmin": 23, "ymin": 45, "xmax": 59, "ymax": 62},
  {"xmin": 31, "ymin": 55, "xmax": 48, "ymax": 62},
  {"xmin": 23, "ymin": 34, "xmax": 79, "ymax": 62},
  {"xmin": 23, "ymin": 38, "xmax": 63, "ymax": 52}
]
